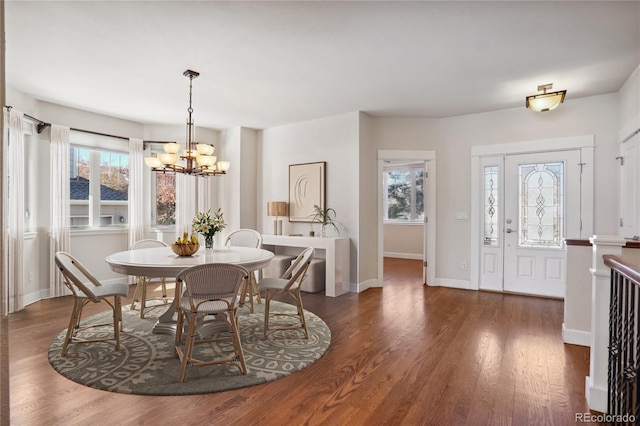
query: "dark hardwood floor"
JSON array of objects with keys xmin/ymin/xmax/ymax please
[{"xmin": 9, "ymin": 258, "xmax": 599, "ymax": 425}]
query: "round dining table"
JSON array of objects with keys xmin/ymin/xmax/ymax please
[{"xmin": 105, "ymin": 246, "xmax": 274, "ymax": 334}]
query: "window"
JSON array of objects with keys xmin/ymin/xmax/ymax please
[
  {"xmin": 383, "ymin": 162, "xmax": 424, "ymax": 222},
  {"xmin": 154, "ymin": 173, "xmax": 176, "ymax": 226},
  {"xmin": 70, "ymin": 146, "xmax": 129, "ymax": 228},
  {"xmin": 148, "ymin": 143, "xmax": 176, "ymax": 227},
  {"xmin": 483, "ymin": 165, "xmax": 499, "ymax": 246}
]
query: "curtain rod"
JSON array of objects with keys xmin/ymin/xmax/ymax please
[{"xmin": 5, "ymin": 105, "xmax": 173, "ymax": 144}]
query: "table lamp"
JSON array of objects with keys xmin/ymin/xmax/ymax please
[{"xmin": 267, "ymin": 201, "xmax": 287, "ymax": 235}]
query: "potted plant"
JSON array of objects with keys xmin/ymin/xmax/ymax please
[{"xmin": 309, "ymin": 205, "xmax": 346, "ymax": 237}]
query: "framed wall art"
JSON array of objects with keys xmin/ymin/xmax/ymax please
[{"xmin": 289, "ymin": 161, "xmax": 326, "ymax": 222}]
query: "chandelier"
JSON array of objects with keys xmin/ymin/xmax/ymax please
[{"xmin": 144, "ymin": 70, "xmax": 229, "ymax": 176}]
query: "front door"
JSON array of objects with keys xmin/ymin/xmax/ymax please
[{"xmin": 503, "ymin": 150, "xmax": 581, "ymax": 297}]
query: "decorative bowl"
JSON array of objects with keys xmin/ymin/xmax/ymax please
[{"xmin": 171, "ymin": 243, "xmax": 199, "ymax": 256}]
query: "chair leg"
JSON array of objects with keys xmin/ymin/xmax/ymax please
[
  {"xmin": 263, "ymin": 290, "xmax": 272, "ymax": 340},
  {"xmin": 295, "ymin": 289, "xmax": 309, "ymax": 339},
  {"xmin": 130, "ymin": 277, "xmax": 143, "ymax": 310},
  {"xmin": 227, "ymin": 309, "xmax": 248, "ymax": 375},
  {"xmin": 238, "ymin": 278, "xmax": 249, "ymax": 310},
  {"xmin": 248, "ymin": 275, "xmax": 255, "ymax": 313},
  {"xmin": 140, "ymin": 278, "xmax": 148, "ymax": 319},
  {"xmin": 62, "ymin": 298, "xmax": 83, "ymax": 356},
  {"xmin": 174, "ymin": 309, "xmax": 185, "ymax": 357},
  {"xmin": 178, "ymin": 313, "xmax": 197, "ymax": 383},
  {"xmin": 251, "ymin": 272, "xmax": 261, "ymax": 305},
  {"xmin": 161, "ymin": 277, "xmax": 169, "ymax": 304},
  {"xmin": 113, "ymin": 296, "xmax": 122, "ymax": 351}
]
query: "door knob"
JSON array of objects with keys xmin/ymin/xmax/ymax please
[{"xmin": 506, "ymin": 228, "xmax": 517, "ymax": 234}]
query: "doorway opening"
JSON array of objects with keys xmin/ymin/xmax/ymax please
[
  {"xmin": 470, "ymin": 136, "xmax": 594, "ymax": 296},
  {"xmin": 377, "ymin": 150, "xmax": 436, "ymax": 288}
]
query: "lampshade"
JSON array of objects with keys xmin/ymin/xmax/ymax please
[
  {"xmin": 144, "ymin": 157, "xmax": 162, "ymax": 168},
  {"xmin": 163, "ymin": 142, "xmax": 181, "ymax": 154},
  {"xmin": 217, "ymin": 161, "xmax": 230, "ymax": 172},
  {"xmin": 196, "ymin": 143, "xmax": 215, "ymax": 155},
  {"xmin": 526, "ymin": 83, "xmax": 566, "ymax": 112},
  {"xmin": 267, "ymin": 201, "xmax": 287, "ymax": 217},
  {"xmin": 158, "ymin": 153, "xmax": 179, "ymax": 165},
  {"xmin": 196, "ymin": 155, "xmax": 217, "ymax": 167}
]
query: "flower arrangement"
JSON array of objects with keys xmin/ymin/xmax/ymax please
[
  {"xmin": 192, "ymin": 208, "xmax": 226, "ymax": 248},
  {"xmin": 309, "ymin": 205, "xmax": 346, "ymax": 237}
]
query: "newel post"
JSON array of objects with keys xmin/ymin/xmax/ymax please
[{"xmin": 586, "ymin": 235, "xmax": 626, "ymax": 412}]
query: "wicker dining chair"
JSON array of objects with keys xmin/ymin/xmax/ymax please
[
  {"xmin": 224, "ymin": 229, "xmax": 263, "ymax": 313},
  {"xmin": 54, "ymin": 251, "xmax": 129, "ymax": 356},
  {"xmin": 174, "ymin": 263, "xmax": 250, "ymax": 382},
  {"xmin": 261, "ymin": 247, "xmax": 314, "ymax": 340},
  {"xmin": 130, "ymin": 239, "xmax": 173, "ymax": 318}
]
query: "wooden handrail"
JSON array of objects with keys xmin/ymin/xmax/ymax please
[{"xmin": 604, "ymin": 254, "xmax": 640, "ymax": 286}]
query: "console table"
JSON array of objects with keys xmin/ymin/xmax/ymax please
[{"xmin": 261, "ymin": 235, "xmax": 350, "ymax": 297}]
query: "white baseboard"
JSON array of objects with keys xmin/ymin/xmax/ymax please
[
  {"xmin": 585, "ymin": 375, "xmax": 608, "ymax": 413},
  {"xmin": 562, "ymin": 323, "xmax": 591, "ymax": 347},
  {"xmin": 383, "ymin": 252, "xmax": 423, "ymax": 260},
  {"xmin": 24, "ymin": 289, "xmax": 50, "ymax": 307},
  {"xmin": 104, "ymin": 277, "xmax": 129, "ymax": 286},
  {"xmin": 352, "ymin": 278, "xmax": 378, "ymax": 293},
  {"xmin": 432, "ymin": 278, "xmax": 472, "ymax": 290}
]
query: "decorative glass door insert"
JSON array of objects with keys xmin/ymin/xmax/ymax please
[{"xmin": 518, "ymin": 162, "xmax": 564, "ymax": 248}]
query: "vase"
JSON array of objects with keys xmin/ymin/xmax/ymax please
[
  {"xmin": 321, "ymin": 224, "xmax": 327, "ymax": 237},
  {"xmin": 205, "ymin": 235, "xmax": 214, "ymax": 251}
]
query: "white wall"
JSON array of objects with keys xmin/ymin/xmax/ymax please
[
  {"xmin": 219, "ymin": 127, "xmax": 258, "ymax": 235},
  {"xmin": 260, "ymin": 112, "xmax": 360, "ymax": 285},
  {"xmin": 8, "ymin": 65, "xmax": 638, "ymax": 302},
  {"xmin": 618, "ymin": 64, "xmax": 640, "ymax": 140},
  {"xmin": 370, "ymin": 93, "xmax": 619, "ymax": 283},
  {"xmin": 358, "ymin": 112, "xmax": 377, "ymax": 286},
  {"xmin": 383, "ymin": 224, "xmax": 423, "ymax": 259}
]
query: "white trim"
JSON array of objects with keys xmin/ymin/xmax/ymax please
[
  {"xmin": 432, "ymin": 277, "xmax": 472, "ymax": 290},
  {"xmin": 562, "ymin": 323, "xmax": 591, "ymax": 347},
  {"xmin": 378, "ymin": 150, "xmax": 436, "ymax": 161},
  {"xmin": 383, "ymin": 252, "xmax": 422, "ymax": 260},
  {"xmin": 377, "ymin": 149, "xmax": 436, "ymax": 288},
  {"xmin": 471, "ymin": 135, "xmax": 595, "ymax": 295},
  {"xmin": 24, "ymin": 289, "xmax": 49, "ymax": 306},
  {"xmin": 471, "ymin": 135, "xmax": 594, "ymax": 157},
  {"xmin": 585, "ymin": 376, "xmax": 608, "ymax": 413},
  {"xmin": 352, "ymin": 278, "xmax": 378, "ymax": 293}
]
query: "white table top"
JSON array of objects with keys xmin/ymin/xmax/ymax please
[{"xmin": 106, "ymin": 246, "xmax": 274, "ymax": 277}]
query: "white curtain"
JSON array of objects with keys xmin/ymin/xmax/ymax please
[
  {"xmin": 2, "ymin": 108, "xmax": 25, "ymax": 313},
  {"xmin": 128, "ymin": 138, "xmax": 144, "ymax": 247},
  {"xmin": 128, "ymin": 138, "xmax": 145, "ymax": 284},
  {"xmin": 50, "ymin": 124, "xmax": 71, "ymax": 298},
  {"xmin": 197, "ymin": 176, "xmax": 214, "ymax": 213},
  {"xmin": 175, "ymin": 174, "xmax": 197, "ymax": 240}
]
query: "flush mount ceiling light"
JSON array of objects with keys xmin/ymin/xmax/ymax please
[
  {"xmin": 144, "ymin": 70, "xmax": 229, "ymax": 176},
  {"xmin": 525, "ymin": 83, "xmax": 567, "ymax": 112}
]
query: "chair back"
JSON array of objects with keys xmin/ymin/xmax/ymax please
[
  {"xmin": 225, "ymin": 229, "xmax": 262, "ymax": 249},
  {"xmin": 54, "ymin": 251, "xmax": 102, "ymax": 302},
  {"xmin": 176, "ymin": 263, "xmax": 249, "ymax": 310},
  {"xmin": 131, "ymin": 239, "xmax": 169, "ymax": 250},
  {"xmin": 282, "ymin": 247, "xmax": 314, "ymax": 292}
]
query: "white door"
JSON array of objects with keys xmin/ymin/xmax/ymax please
[
  {"xmin": 503, "ymin": 150, "xmax": 581, "ymax": 297},
  {"xmin": 619, "ymin": 133, "xmax": 640, "ymax": 239},
  {"xmin": 423, "ymin": 160, "xmax": 429, "ymax": 284}
]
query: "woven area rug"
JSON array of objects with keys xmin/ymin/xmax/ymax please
[{"xmin": 48, "ymin": 301, "xmax": 330, "ymax": 395}]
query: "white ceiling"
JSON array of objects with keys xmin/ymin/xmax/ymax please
[{"xmin": 5, "ymin": 1, "xmax": 640, "ymax": 130}]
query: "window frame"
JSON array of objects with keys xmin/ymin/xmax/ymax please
[
  {"xmin": 383, "ymin": 162, "xmax": 425, "ymax": 224},
  {"xmin": 69, "ymin": 143, "xmax": 129, "ymax": 231},
  {"xmin": 147, "ymin": 143, "xmax": 177, "ymax": 230}
]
